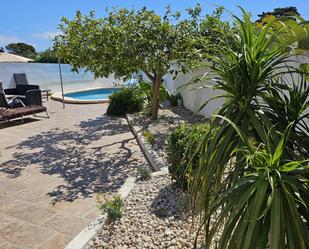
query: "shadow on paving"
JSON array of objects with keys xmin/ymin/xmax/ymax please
[{"xmin": 0, "ymin": 115, "xmax": 144, "ymax": 203}]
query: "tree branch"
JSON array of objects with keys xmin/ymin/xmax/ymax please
[{"xmin": 144, "ymin": 70, "xmax": 155, "ymax": 81}]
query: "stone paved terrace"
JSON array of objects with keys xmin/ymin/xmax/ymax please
[{"xmin": 0, "ymin": 100, "xmax": 148, "ymax": 249}]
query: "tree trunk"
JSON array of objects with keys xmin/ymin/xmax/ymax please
[{"xmin": 151, "ymin": 75, "xmax": 161, "ymax": 120}]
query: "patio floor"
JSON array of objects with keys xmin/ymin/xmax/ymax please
[{"xmin": 0, "ymin": 100, "xmax": 148, "ymax": 249}]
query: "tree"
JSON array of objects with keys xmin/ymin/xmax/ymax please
[
  {"xmin": 55, "ymin": 6, "xmax": 227, "ymax": 119},
  {"xmin": 35, "ymin": 48, "xmax": 58, "ymax": 63},
  {"xmin": 256, "ymin": 6, "xmax": 302, "ymax": 23},
  {"xmin": 255, "ymin": 7, "xmax": 309, "ymax": 51},
  {"xmin": 5, "ymin": 42, "xmax": 36, "ymax": 58},
  {"xmin": 0, "ymin": 47, "xmax": 4, "ymax": 53}
]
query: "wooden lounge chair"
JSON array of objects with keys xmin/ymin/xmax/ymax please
[
  {"xmin": 0, "ymin": 82, "xmax": 48, "ymax": 123},
  {"xmin": 0, "ymin": 105, "xmax": 48, "ymax": 123}
]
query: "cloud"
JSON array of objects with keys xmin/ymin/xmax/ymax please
[
  {"xmin": 0, "ymin": 35, "xmax": 23, "ymax": 45},
  {"xmin": 32, "ymin": 31, "xmax": 61, "ymax": 40}
]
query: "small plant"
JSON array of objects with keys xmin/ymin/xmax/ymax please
[
  {"xmin": 137, "ymin": 166, "xmax": 151, "ymax": 180},
  {"xmin": 106, "ymin": 87, "xmax": 144, "ymax": 116},
  {"xmin": 142, "ymin": 101, "xmax": 152, "ymax": 117},
  {"xmin": 97, "ymin": 194, "xmax": 124, "ymax": 222},
  {"xmin": 142, "ymin": 130, "xmax": 155, "ymax": 145}
]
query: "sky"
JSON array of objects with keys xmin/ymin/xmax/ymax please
[{"xmin": 0, "ymin": 0, "xmax": 308, "ymax": 52}]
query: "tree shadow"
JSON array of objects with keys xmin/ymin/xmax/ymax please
[
  {"xmin": 0, "ymin": 114, "xmax": 148, "ymax": 203},
  {"xmin": 150, "ymin": 184, "xmax": 190, "ymax": 220}
]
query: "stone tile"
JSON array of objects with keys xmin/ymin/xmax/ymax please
[
  {"xmin": 0, "ymin": 222, "xmax": 55, "ymax": 249},
  {"xmin": 50, "ymin": 199, "xmax": 96, "ymax": 217},
  {"xmin": 0, "ymin": 178, "xmax": 27, "ymax": 196},
  {"xmin": 84, "ymin": 208, "xmax": 101, "ymax": 220},
  {"xmin": 43, "ymin": 213, "xmax": 90, "ymax": 236},
  {"xmin": 14, "ymin": 187, "xmax": 54, "ymax": 205},
  {"xmin": 0, "ymin": 213, "xmax": 17, "ymax": 230},
  {"xmin": 0, "ymin": 101, "xmax": 148, "ymax": 249},
  {"xmin": 2, "ymin": 201, "xmax": 56, "ymax": 225},
  {"xmin": 12, "ymin": 165, "xmax": 64, "ymax": 187},
  {"xmin": 0, "ymin": 241, "xmax": 20, "ymax": 249},
  {"xmin": 37, "ymin": 233, "xmax": 71, "ymax": 249},
  {"xmin": 0, "ymin": 195, "xmax": 14, "ymax": 212}
]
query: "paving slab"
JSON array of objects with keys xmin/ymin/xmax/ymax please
[
  {"xmin": 0, "ymin": 221, "xmax": 55, "ymax": 249},
  {"xmin": 0, "ymin": 100, "xmax": 148, "ymax": 249}
]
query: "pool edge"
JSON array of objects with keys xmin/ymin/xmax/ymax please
[{"xmin": 51, "ymin": 87, "xmax": 121, "ymax": 104}]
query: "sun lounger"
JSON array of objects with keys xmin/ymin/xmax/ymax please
[
  {"xmin": 0, "ymin": 82, "xmax": 48, "ymax": 123},
  {"xmin": 0, "ymin": 105, "xmax": 48, "ymax": 122}
]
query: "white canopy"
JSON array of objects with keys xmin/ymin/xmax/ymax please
[{"xmin": 0, "ymin": 52, "xmax": 33, "ymax": 63}]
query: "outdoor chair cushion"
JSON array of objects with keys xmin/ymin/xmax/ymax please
[
  {"xmin": 0, "ymin": 105, "xmax": 47, "ymax": 121},
  {"xmin": 14, "ymin": 73, "xmax": 30, "ymax": 85}
]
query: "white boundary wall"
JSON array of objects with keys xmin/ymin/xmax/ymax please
[
  {"xmin": 0, "ymin": 63, "xmax": 124, "ymax": 92},
  {"xmin": 162, "ymin": 53, "xmax": 309, "ymax": 117}
]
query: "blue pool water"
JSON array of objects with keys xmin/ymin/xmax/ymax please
[{"xmin": 65, "ymin": 88, "xmax": 120, "ymax": 100}]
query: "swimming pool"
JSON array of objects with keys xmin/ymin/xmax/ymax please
[{"xmin": 51, "ymin": 87, "xmax": 121, "ymax": 104}]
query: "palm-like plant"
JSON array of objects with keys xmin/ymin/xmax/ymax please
[
  {"xmin": 187, "ymin": 7, "xmax": 309, "ymax": 248},
  {"xmin": 202, "ymin": 118, "xmax": 309, "ymax": 249},
  {"xmin": 263, "ymin": 70, "xmax": 309, "ymax": 159}
]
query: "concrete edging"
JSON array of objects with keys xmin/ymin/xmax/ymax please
[
  {"xmin": 64, "ymin": 176, "xmax": 136, "ymax": 249},
  {"xmin": 51, "ymin": 87, "xmax": 121, "ymax": 104},
  {"xmin": 64, "ymin": 114, "xmax": 170, "ymax": 249},
  {"xmin": 126, "ymin": 114, "xmax": 167, "ymax": 172}
]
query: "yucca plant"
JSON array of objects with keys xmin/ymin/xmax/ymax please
[
  {"xmin": 201, "ymin": 117, "xmax": 309, "ymax": 249},
  {"xmin": 186, "ymin": 7, "xmax": 309, "ymax": 249},
  {"xmin": 263, "ymin": 69, "xmax": 309, "ymax": 159},
  {"xmin": 189, "ymin": 7, "xmax": 296, "ymax": 219}
]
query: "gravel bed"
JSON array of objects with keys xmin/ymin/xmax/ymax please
[
  {"xmin": 129, "ymin": 107, "xmax": 204, "ymax": 164},
  {"xmin": 86, "ymin": 175, "xmax": 207, "ymax": 249}
]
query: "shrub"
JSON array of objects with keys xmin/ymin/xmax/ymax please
[
  {"xmin": 142, "ymin": 101, "xmax": 152, "ymax": 117},
  {"xmin": 137, "ymin": 166, "xmax": 151, "ymax": 180},
  {"xmin": 167, "ymin": 123, "xmax": 211, "ymax": 188},
  {"xmin": 97, "ymin": 194, "xmax": 124, "ymax": 222},
  {"xmin": 106, "ymin": 87, "xmax": 143, "ymax": 116},
  {"xmin": 142, "ymin": 130, "xmax": 155, "ymax": 145},
  {"xmin": 135, "ymin": 81, "xmax": 171, "ymax": 103}
]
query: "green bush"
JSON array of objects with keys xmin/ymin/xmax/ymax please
[
  {"xmin": 167, "ymin": 123, "xmax": 210, "ymax": 188},
  {"xmin": 135, "ymin": 81, "xmax": 171, "ymax": 103},
  {"xmin": 97, "ymin": 194, "xmax": 124, "ymax": 222},
  {"xmin": 106, "ymin": 87, "xmax": 143, "ymax": 116}
]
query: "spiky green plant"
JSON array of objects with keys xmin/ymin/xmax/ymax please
[
  {"xmin": 201, "ymin": 118, "xmax": 309, "ymax": 249},
  {"xmin": 187, "ymin": 7, "xmax": 309, "ymax": 249}
]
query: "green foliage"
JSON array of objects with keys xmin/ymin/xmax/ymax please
[
  {"xmin": 203, "ymin": 119, "xmax": 309, "ymax": 249},
  {"xmin": 167, "ymin": 123, "xmax": 211, "ymax": 188},
  {"xmin": 137, "ymin": 166, "xmax": 151, "ymax": 181},
  {"xmin": 142, "ymin": 130, "xmax": 155, "ymax": 145},
  {"xmin": 35, "ymin": 48, "xmax": 58, "ymax": 63},
  {"xmin": 142, "ymin": 101, "xmax": 152, "ymax": 117},
  {"xmin": 257, "ymin": 6, "xmax": 302, "ymax": 23},
  {"xmin": 106, "ymin": 87, "xmax": 143, "ymax": 116},
  {"xmin": 5, "ymin": 42, "xmax": 36, "ymax": 58},
  {"xmin": 135, "ymin": 81, "xmax": 170, "ymax": 103},
  {"xmin": 134, "ymin": 81, "xmax": 171, "ymax": 116},
  {"xmin": 97, "ymin": 194, "xmax": 124, "ymax": 222},
  {"xmin": 254, "ymin": 7, "xmax": 309, "ymax": 50},
  {"xmin": 187, "ymin": 8, "xmax": 309, "ymax": 248},
  {"xmin": 54, "ymin": 5, "xmax": 228, "ymax": 119}
]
